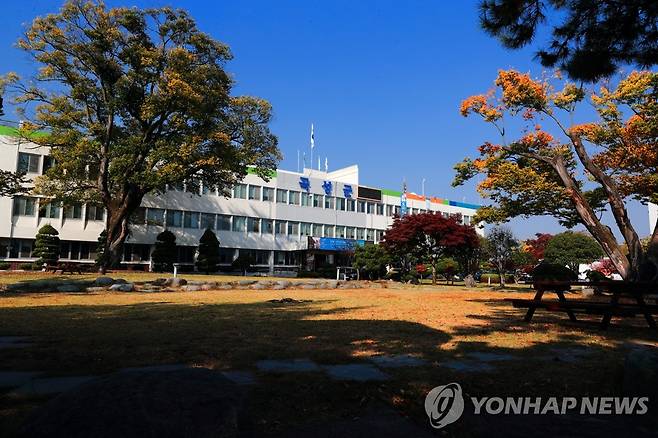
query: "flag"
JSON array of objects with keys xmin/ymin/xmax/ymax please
[{"xmin": 310, "ymin": 123, "xmax": 315, "ymax": 150}]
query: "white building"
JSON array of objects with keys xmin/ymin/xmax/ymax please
[
  {"xmin": 650, "ymin": 203, "xmax": 657, "ymax": 236},
  {"xmin": 0, "ymin": 127, "xmax": 481, "ymax": 272}
]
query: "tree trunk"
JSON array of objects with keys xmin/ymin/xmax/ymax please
[
  {"xmin": 552, "ymin": 157, "xmax": 632, "ymax": 279},
  {"xmin": 431, "ymin": 264, "xmax": 437, "ymax": 285},
  {"xmin": 498, "ymin": 263, "xmax": 505, "ymax": 287},
  {"xmin": 101, "ymin": 189, "xmax": 144, "ymax": 272}
]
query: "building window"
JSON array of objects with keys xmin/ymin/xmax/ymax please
[
  {"xmin": 200, "ymin": 213, "xmax": 215, "ymax": 229},
  {"xmin": 366, "ymin": 229, "xmax": 375, "ymax": 241},
  {"xmin": 275, "ymin": 251, "xmax": 299, "ymax": 266},
  {"xmin": 312, "ymin": 224, "xmax": 323, "ymax": 237},
  {"xmin": 301, "ymin": 192, "xmax": 311, "ymax": 207},
  {"xmin": 64, "ymin": 203, "xmax": 83, "ymax": 219},
  {"xmin": 346, "ymin": 227, "xmax": 356, "ymax": 239},
  {"xmin": 166, "ymin": 210, "xmax": 183, "ymax": 227},
  {"xmin": 218, "ymin": 248, "xmax": 235, "ymax": 264},
  {"xmin": 130, "ymin": 207, "xmax": 146, "ymax": 224},
  {"xmin": 367, "ymin": 202, "xmax": 375, "ymax": 214},
  {"xmin": 324, "ymin": 225, "xmax": 335, "ymax": 237},
  {"xmin": 395, "ymin": 206, "xmax": 401, "ymax": 215},
  {"xmin": 183, "ymin": 211, "xmax": 200, "ymax": 229},
  {"xmin": 300, "ymin": 222, "xmax": 312, "ymax": 237},
  {"xmin": 276, "ymin": 189, "xmax": 288, "ymax": 204},
  {"xmin": 262, "ymin": 219, "xmax": 273, "ymax": 234},
  {"xmin": 42, "ymin": 156, "xmax": 54, "ymax": 174},
  {"xmin": 358, "ymin": 201, "xmax": 366, "ymax": 213},
  {"xmin": 386, "ymin": 204, "xmax": 394, "ymax": 216},
  {"xmin": 262, "ymin": 187, "xmax": 274, "ymax": 202},
  {"xmin": 464, "ymin": 215, "xmax": 471, "ymax": 226},
  {"xmin": 185, "ymin": 179, "xmax": 200, "ymax": 194},
  {"xmin": 355, "ymin": 228, "xmax": 364, "ymax": 240},
  {"xmin": 177, "ymin": 246, "xmax": 196, "ymax": 264},
  {"xmin": 247, "ymin": 217, "xmax": 260, "ymax": 233},
  {"xmin": 232, "ymin": 184, "xmax": 247, "ymax": 199},
  {"xmin": 217, "ymin": 214, "xmax": 231, "ymax": 230},
  {"xmin": 248, "ymin": 185, "xmax": 261, "ymax": 200},
  {"xmin": 313, "ymin": 194, "xmax": 323, "ymax": 208},
  {"xmin": 376, "ymin": 230, "xmax": 385, "ymax": 242},
  {"xmin": 287, "ymin": 221, "xmax": 299, "ymax": 236},
  {"xmin": 13, "ymin": 197, "xmax": 36, "ymax": 216},
  {"xmin": 147, "ymin": 208, "xmax": 165, "ymax": 226},
  {"xmin": 86, "ymin": 205, "xmax": 105, "ymax": 221},
  {"xmin": 336, "ymin": 198, "xmax": 346, "ymax": 211},
  {"xmin": 240, "ymin": 249, "xmax": 269, "ymax": 265},
  {"xmin": 38, "ymin": 201, "xmax": 61, "ymax": 219},
  {"xmin": 275, "ymin": 220, "xmax": 286, "ymax": 234},
  {"xmin": 232, "ymin": 216, "xmax": 246, "ymax": 232},
  {"xmin": 376, "ymin": 204, "xmax": 384, "ymax": 215},
  {"xmin": 17, "ymin": 153, "xmax": 40, "ymax": 174},
  {"xmin": 202, "ymin": 184, "xmax": 217, "ymax": 195},
  {"xmin": 288, "ymin": 190, "xmax": 300, "ymax": 205},
  {"xmin": 336, "ymin": 226, "xmax": 346, "ymax": 238},
  {"xmin": 14, "ymin": 239, "xmax": 34, "ymax": 258},
  {"xmin": 324, "ymin": 196, "xmax": 335, "ymax": 209},
  {"xmin": 347, "ymin": 199, "xmax": 356, "ymax": 212}
]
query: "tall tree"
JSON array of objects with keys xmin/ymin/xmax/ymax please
[
  {"xmin": 543, "ymin": 231, "xmax": 604, "ymax": 274},
  {"xmin": 6, "ymin": 1, "xmax": 280, "ymax": 271},
  {"xmin": 479, "ymin": 0, "xmax": 658, "ymax": 81},
  {"xmin": 195, "ymin": 228, "xmax": 220, "ymax": 274},
  {"xmin": 33, "ymin": 224, "xmax": 60, "ymax": 268},
  {"xmin": 455, "ymin": 69, "xmax": 658, "ymax": 282},
  {"xmin": 523, "ymin": 233, "xmax": 553, "ymax": 261},
  {"xmin": 353, "ymin": 243, "xmax": 390, "ymax": 280},
  {"xmin": 383, "ymin": 213, "xmax": 479, "ymax": 285},
  {"xmin": 485, "ymin": 226, "xmax": 518, "ymax": 287},
  {"xmin": 151, "ymin": 230, "xmax": 176, "ymax": 273}
]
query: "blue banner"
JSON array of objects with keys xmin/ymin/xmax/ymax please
[{"xmin": 317, "ymin": 237, "xmax": 365, "ymax": 251}]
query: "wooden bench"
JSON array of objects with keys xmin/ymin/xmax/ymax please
[
  {"xmin": 508, "ymin": 280, "xmax": 658, "ymax": 329},
  {"xmin": 45, "ymin": 262, "xmax": 84, "ymax": 275}
]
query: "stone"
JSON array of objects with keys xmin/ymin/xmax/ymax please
[
  {"xmin": 216, "ymin": 284, "xmax": 234, "ymax": 290},
  {"xmin": 325, "ymin": 280, "xmax": 339, "ymax": 289},
  {"xmin": 466, "ymin": 352, "xmax": 516, "ymax": 362},
  {"xmin": 272, "ymin": 284, "xmax": 286, "ymax": 290},
  {"xmin": 238, "ymin": 280, "xmax": 256, "ymax": 286},
  {"xmin": 369, "ymin": 355, "xmax": 428, "ymax": 368},
  {"xmin": 249, "ymin": 283, "xmax": 267, "ymax": 290},
  {"xmin": 0, "ymin": 371, "xmax": 41, "ymax": 388},
  {"xmin": 94, "ymin": 276, "xmax": 115, "ymax": 286},
  {"xmin": 275, "ymin": 280, "xmax": 291, "ymax": 288},
  {"xmin": 200, "ymin": 282, "xmax": 217, "ymax": 291},
  {"xmin": 181, "ymin": 285, "xmax": 201, "ymax": 292},
  {"xmin": 464, "ymin": 274, "xmax": 477, "ymax": 288},
  {"xmin": 109, "ymin": 283, "xmax": 134, "ymax": 292},
  {"xmin": 12, "ymin": 376, "xmax": 96, "ymax": 396},
  {"xmin": 256, "ymin": 358, "xmax": 321, "ymax": 373},
  {"xmin": 323, "ymin": 364, "xmax": 389, "ymax": 382},
  {"xmin": 113, "ymin": 278, "xmax": 128, "ymax": 285},
  {"xmin": 220, "ymin": 370, "xmax": 257, "ymax": 386},
  {"xmin": 20, "ymin": 369, "xmax": 245, "ymax": 438},
  {"xmin": 85, "ymin": 286, "xmax": 107, "ymax": 293},
  {"xmin": 300, "ymin": 284, "xmax": 317, "ymax": 290},
  {"xmin": 440, "ymin": 361, "xmax": 495, "ymax": 373},
  {"xmin": 151, "ymin": 278, "xmax": 168, "ymax": 286},
  {"xmin": 56, "ymin": 284, "xmax": 84, "ymax": 292},
  {"xmin": 164, "ymin": 278, "xmax": 187, "ymax": 287}
]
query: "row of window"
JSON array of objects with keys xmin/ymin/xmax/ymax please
[
  {"xmin": 12, "ymin": 197, "xmax": 105, "ymax": 221},
  {"xmin": 0, "ymin": 238, "xmax": 300, "ymax": 266},
  {"xmin": 130, "ymin": 207, "xmax": 385, "ymax": 241},
  {"xmin": 17, "ymin": 152, "xmax": 54, "ymax": 175}
]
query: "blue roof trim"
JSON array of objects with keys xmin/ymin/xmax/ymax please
[{"xmin": 449, "ymin": 200, "xmax": 480, "ymax": 210}]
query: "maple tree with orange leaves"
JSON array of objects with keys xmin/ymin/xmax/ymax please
[{"xmin": 455, "ymin": 69, "xmax": 658, "ymax": 281}]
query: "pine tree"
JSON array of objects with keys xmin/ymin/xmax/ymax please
[
  {"xmin": 195, "ymin": 228, "xmax": 220, "ymax": 274},
  {"xmin": 95, "ymin": 230, "xmax": 109, "ymax": 270},
  {"xmin": 151, "ymin": 230, "xmax": 177, "ymax": 273},
  {"xmin": 33, "ymin": 224, "xmax": 60, "ymax": 268}
]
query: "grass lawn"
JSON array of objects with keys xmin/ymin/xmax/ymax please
[{"xmin": 1, "ymin": 283, "xmax": 657, "ymax": 436}]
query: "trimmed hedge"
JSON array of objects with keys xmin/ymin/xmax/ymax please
[{"xmin": 0, "ymin": 262, "xmax": 9, "ymax": 270}]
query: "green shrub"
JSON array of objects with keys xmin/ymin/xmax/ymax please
[
  {"xmin": 19, "ymin": 263, "xmax": 35, "ymax": 271},
  {"xmin": 479, "ymin": 273, "xmax": 500, "ymax": 284},
  {"xmin": 0, "ymin": 262, "xmax": 9, "ymax": 270},
  {"xmin": 532, "ymin": 262, "xmax": 577, "ymax": 282},
  {"xmin": 585, "ymin": 269, "xmax": 607, "ymax": 282}
]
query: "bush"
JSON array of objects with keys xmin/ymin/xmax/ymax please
[
  {"xmin": 20, "ymin": 263, "xmax": 35, "ymax": 271},
  {"xmin": 479, "ymin": 273, "xmax": 500, "ymax": 284},
  {"xmin": 585, "ymin": 269, "xmax": 607, "ymax": 282},
  {"xmin": 532, "ymin": 262, "xmax": 577, "ymax": 282},
  {"xmin": 33, "ymin": 224, "xmax": 60, "ymax": 267},
  {"xmin": 0, "ymin": 262, "xmax": 9, "ymax": 270},
  {"xmin": 152, "ymin": 230, "xmax": 177, "ymax": 272}
]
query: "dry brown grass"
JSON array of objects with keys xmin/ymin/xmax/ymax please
[{"xmin": 1, "ymin": 286, "xmax": 656, "ymax": 435}]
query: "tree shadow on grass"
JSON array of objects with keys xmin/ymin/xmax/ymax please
[{"xmin": 0, "ymin": 297, "xmax": 657, "ymax": 437}]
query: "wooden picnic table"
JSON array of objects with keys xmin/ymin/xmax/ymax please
[{"xmin": 508, "ymin": 280, "xmax": 658, "ymax": 329}]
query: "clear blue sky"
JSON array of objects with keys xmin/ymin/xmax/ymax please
[{"xmin": 0, "ymin": 0, "xmax": 652, "ymax": 238}]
